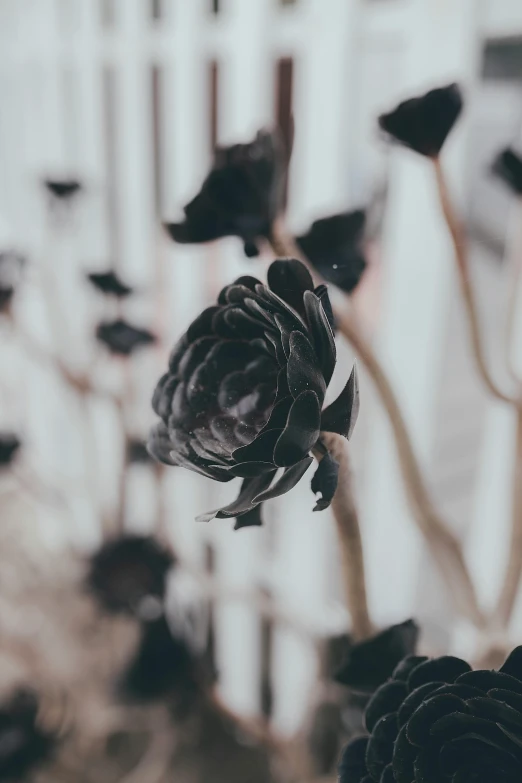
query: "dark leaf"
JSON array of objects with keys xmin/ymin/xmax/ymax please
[
  {"xmin": 286, "ymin": 330, "xmax": 326, "ymax": 402},
  {"xmin": 252, "ymin": 457, "xmax": 313, "ymax": 503},
  {"xmin": 311, "ymin": 451, "xmax": 339, "ymax": 511},
  {"xmin": 96, "ymin": 319, "xmax": 156, "ymax": 356},
  {"xmin": 320, "ymin": 364, "xmax": 360, "ymax": 439},
  {"xmin": 266, "ymin": 258, "xmax": 314, "ymax": 317},
  {"xmin": 303, "ymin": 290, "xmax": 336, "ymax": 385},
  {"xmin": 86, "ymin": 270, "xmax": 133, "ymax": 297},
  {"xmin": 196, "ymin": 471, "xmax": 276, "ymax": 523},
  {"xmin": 273, "ymin": 390, "xmax": 321, "ymax": 467}
]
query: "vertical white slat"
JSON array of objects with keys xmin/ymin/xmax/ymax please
[
  {"xmin": 209, "ymin": 0, "xmax": 273, "ymax": 719},
  {"xmin": 362, "ymin": 0, "xmax": 481, "ymax": 631},
  {"xmin": 270, "ymin": 0, "xmax": 362, "ymax": 735}
]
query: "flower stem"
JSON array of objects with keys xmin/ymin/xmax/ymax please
[
  {"xmin": 268, "ymin": 223, "xmax": 485, "ymax": 628},
  {"xmin": 321, "ymin": 433, "xmax": 373, "ymax": 641},
  {"xmin": 503, "ymin": 197, "xmax": 522, "ymax": 385}
]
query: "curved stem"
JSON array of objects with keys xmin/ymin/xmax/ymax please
[
  {"xmin": 321, "ymin": 433, "xmax": 373, "ymax": 641},
  {"xmin": 496, "ymin": 409, "xmax": 522, "ymax": 626},
  {"xmin": 432, "ymin": 157, "xmax": 515, "ymax": 404},
  {"xmin": 269, "ymin": 224, "xmax": 485, "ymax": 628}
]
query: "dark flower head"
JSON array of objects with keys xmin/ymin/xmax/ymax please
[
  {"xmin": 335, "ymin": 620, "xmax": 420, "ymax": 693},
  {"xmin": 87, "ymin": 535, "xmax": 174, "ymax": 618},
  {"xmin": 164, "ymin": 129, "xmax": 286, "ymax": 258},
  {"xmin": 44, "ymin": 178, "xmax": 82, "ymax": 200},
  {"xmin": 0, "ymin": 252, "xmax": 25, "ymax": 315},
  {"xmin": 126, "ymin": 438, "xmax": 153, "ymax": 465},
  {"xmin": 296, "ymin": 210, "xmax": 367, "ymax": 294},
  {"xmin": 148, "ymin": 259, "xmax": 359, "ymax": 527},
  {"xmin": 86, "ymin": 270, "xmax": 133, "ymax": 297},
  {"xmin": 338, "ymin": 645, "xmax": 522, "ymax": 783},
  {"xmin": 0, "ymin": 689, "xmax": 54, "ymax": 781},
  {"xmin": 0, "ymin": 434, "xmax": 21, "ymax": 468},
  {"xmin": 96, "ymin": 319, "xmax": 156, "ymax": 356},
  {"xmin": 119, "ymin": 616, "xmax": 198, "ymax": 705},
  {"xmin": 492, "ymin": 148, "xmax": 522, "ymax": 196},
  {"xmin": 378, "ymin": 83, "xmax": 463, "ymax": 158}
]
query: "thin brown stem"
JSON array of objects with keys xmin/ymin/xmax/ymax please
[
  {"xmin": 269, "ymin": 223, "xmax": 485, "ymax": 628},
  {"xmin": 496, "ymin": 409, "xmax": 522, "ymax": 627},
  {"xmin": 433, "ymin": 157, "xmax": 516, "ymax": 405},
  {"xmin": 321, "ymin": 433, "xmax": 373, "ymax": 640},
  {"xmin": 503, "ymin": 198, "xmax": 522, "ymax": 385}
]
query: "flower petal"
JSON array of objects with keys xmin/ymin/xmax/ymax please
[
  {"xmin": 320, "ymin": 365, "xmax": 360, "ymax": 439},
  {"xmin": 273, "ymin": 390, "xmax": 321, "ymax": 467},
  {"xmin": 303, "ymin": 290, "xmax": 336, "ymax": 385},
  {"xmin": 314, "ymin": 285, "xmax": 335, "ymax": 330},
  {"xmin": 197, "ymin": 471, "xmax": 276, "ymax": 523},
  {"xmin": 286, "ymin": 331, "xmax": 326, "ymax": 402},
  {"xmin": 227, "ymin": 461, "xmax": 278, "ymax": 478},
  {"xmin": 234, "ymin": 505, "xmax": 264, "ymax": 529},
  {"xmin": 232, "ymin": 428, "xmax": 282, "ymax": 464},
  {"xmin": 311, "ymin": 451, "xmax": 339, "ymax": 511},
  {"xmin": 267, "ymin": 258, "xmax": 314, "ymax": 317},
  {"xmin": 252, "ymin": 457, "xmax": 313, "ymax": 503}
]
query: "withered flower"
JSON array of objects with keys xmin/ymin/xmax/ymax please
[
  {"xmin": 378, "ymin": 83, "xmax": 463, "ymax": 158},
  {"xmin": 86, "ymin": 270, "xmax": 133, "ymax": 298},
  {"xmin": 492, "ymin": 148, "xmax": 522, "ymax": 196},
  {"xmin": 164, "ymin": 129, "xmax": 286, "ymax": 258},
  {"xmin": 148, "ymin": 259, "xmax": 359, "ymax": 527},
  {"xmin": 296, "ymin": 210, "xmax": 367, "ymax": 293},
  {"xmin": 339, "ymin": 646, "xmax": 522, "ymax": 783},
  {"xmin": 87, "ymin": 535, "xmax": 174, "ymax": 618},
  {"xmin": 96, "ymin": 319, "xmax": 156, "ymax": 356}
]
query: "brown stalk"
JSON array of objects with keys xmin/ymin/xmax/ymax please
[
  {"xmin": 269, "ymin": 223, "xmax": 485, "ymax": 628},
  {"xmin": 321, "ymin": 433, "xmax": 373, "ymax": 641},
  {"xmin": 503, "ymin": 197, "xmax": 522, "ymax": 385},
  {"xmin": 433, "ymin": 157, "xmax": 522, "ymax": 629}
]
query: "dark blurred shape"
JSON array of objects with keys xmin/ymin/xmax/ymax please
[
  {"xmin": 86, "ymin": 270, "xmax": 133, "ymax": 297},
  {"xmin": 44, "ymin": 178, "xmax": 82, "ymax": 200},
  {"xmin": 0, "ymin": 288, "xmax": 14, "ymax": 314},
  {"xmin": 96, "ymin": 319, "xmax": 156, "ymax": 356},
  {"xmin": 492, "ymin": 147, "xmax": 522, "ymax": 195},
  {"xmin": 0, "ymin": 434, "xmax": 21, "ymax": 468},
  {"xmin": 209, "ymin": 60, "xmax": 219, "ymax": 152},
  {"xmin": 126, "ymin": 438, "xmax": 153, "ymax": 465},
  {"xmin": 163, "ymin": 129, "xmax": 286, "ymax": 259},
  {"xmin": 0, "ymin": 689, "xmax": 55, "ymax": 781},
  {"xmin": 378, "ymin": 83, "xmax": 463, "ymax": 158},
  {"xmin": 0, "ymin": 252, "xmax": 25, "ymax": 314},
  {"xmin": 87, "ymin": 535, "xmax": 174, "ymax": 618},
  {"xmin": 210, "ymin": 0, "xmax": 220, "ymax": 13},
  {"xmin": 275, "ymin": 58, "xmax": 294, "ymax": 203},
  {"xmin": 120, "ymin": 616, "xmax": 197, "ymax": 705},
  {"xmin": 335, "ymin": 620, "xmax": 419, "ymax": 692},
  {"xmin": 297, "ymin": 211, "xmax": 367, "ymax": 293},
  {"xmin": 483, "ymin": 38, "xmax": 522, "ymax": 81},
  {"xmin": 308, "ymin": 702, "xmax": 344, "ymax": 776}
]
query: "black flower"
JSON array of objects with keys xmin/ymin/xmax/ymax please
[
  {"xmin": 0, "ymin": 434, "xmax": 21, "ymax": 468},
  {"xmin": 335, "ymin": 620, "xmax": 420, "ymax": 693},
  {"xmin": 148, "ymin": 259, "xmax": 359, "ymax": 527},
  {"xmin": 44, "ymin": 178, "xmax": 82, "ymax": 200},
  {"xmin": 296, "ymin": 211, "xmax": 367, "ymax": 294},
  {"xmin": 164, "ymin": 129, "xmax": 286, "ymax": 258},
  {"xmin": 87, "ymin": 535, "xmax": 174, "ymax": 618},
  {"xmin": 96, "ymin": 319, "xmax": 156, "ymax": 356},
  {"xmin": 492, "ymin": 148, "xmax": 522, "ymax": 196},
  {"xmin": 0, "ymin": 689, "xmax": 54, "ymax": 781},
  {"xmin": 378, "ymin": 83, "xmax": 463, "ymax": 158},
  {"xmin": 126, "ymin": 438, "xmax": 153, "ymax": 465},
  {"xmin": 87, "ymin": 270, "xmax": 133, "ymax": 297},
  {"xmin": 339, "ymin": 646, "xmax": 522, "ymax": 783}
]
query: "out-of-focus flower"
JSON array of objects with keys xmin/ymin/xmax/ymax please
[
  {"xmin": 148, "ymin": 259, "xmax": 359, "ymax": 527},
  {"xmin": 0, "ymin": 434, "xmax": 21, "ymax": 468},
  {"xmin": 296, "ymin": 210, "xmax": 367, "ymax": 294},
  {"xmin": 126, "ymin": 438, "xmax": 153, "ymax": 465},
  {"xmin": 87, "ymin": 535, "xmax": 174, "ymax": 619},
  {"xmin": 378, "ymin": 83, "xmax": 463, "ymax": 158},
  {"xmin": 164, "ymin": 129, "xmax": 286, "ymax": 258},
  {"xmin": 0, "ymin": 252, "xmax": 25, "ymax": 315},
  {"xmin": 0, "ymin": 689, "xmax": 55, "ymax": 781},
  {"xmin": 119, "ymin": 615, "xmax": 197, "ymax": 705},
  {"xmin": 96, "ymin": 319, "xmax": 156, "ymax": 356},
  {"xmin": 335, "ymin": 620, "xmax": 420, "ymax": 693},
  {"xmin": 44, "ymin": 178, "xmax": 82, "ymax": 200},
  {"xmin": 86, "ymin": 270, "xmax": 133, "ymax": 298},
  {"xmin": 492, "ymin": 148, "xmax": 522, "ymax": 196},
  {"xmin": 338, "ymin": 645, "xmax": 522, "ymax": 783}
]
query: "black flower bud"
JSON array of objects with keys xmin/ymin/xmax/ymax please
[
  {"xmin": 492, "ymin": 148, "xmax": 522, "ymax": 196},
  {"xmin": 0, "ymin": 689, "xmax": 55, "ymax": 781},
  {"xmin": 296, "ymin": 211, "xmax": 367, "ymax": 294},
  {"xmin": 87, "ymin": 535, "xmax": 174, "ymax": 619},
  {"xmin": 338, "ymin": 645, "xmax": 522, "ymax": 783},
  {"xmin": 149, "ymin": 259, "xmax": 359, "ymax": 527},
  {"xmin": 378, "ymin": 83, "xmax": 463, "ymax": 158},
  {"xmin": 96, "ymin": 319, "xmax": 156, "ymax": 356},
  {"xmin": 164, "ymin": 129, "xmax": 286, "ymax": 259},
  {"xmin": 87, "ymin": 270, "xmax": 133, "ymax": 297}
]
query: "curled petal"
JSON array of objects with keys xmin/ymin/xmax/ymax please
[
  {"xmin": 286, "ymin": 331, "xmax": 326, "ymax": 402},
  {"xmin": 232, "ymin": 428, "xmax": 282, "ymax": 464},
  {"xmin": 311, "ymin": 451, "xmax": 339, "ymax": 511},
  {"xmin": 196, "ymin": 471, "xmax": 276, "ymax": 523},
  {"xmin": 273, "ymin": 390, "xmax": 321, "ymax": 467},
  {"xmin": 320, "ymin": 365, "xmax": 360, "ymax": 439},
  {"xmin": 253, "ymin": 457, "xmax": 313, "ymax": 504},
  {"xmin": 303, "ymin": 290, "xmax": 336, "ymax": 385},
  {"xmin": 267, "ymin": 258, "xmax": 314, "ymax": 317},
  {"xmin": 234, "ymin": 505, "xmax": 264, "ymax": 529}
]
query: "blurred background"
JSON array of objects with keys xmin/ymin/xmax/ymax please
[{"xmin": 1, "ymin": 0, "xmax": 522, "ymax": 769}]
